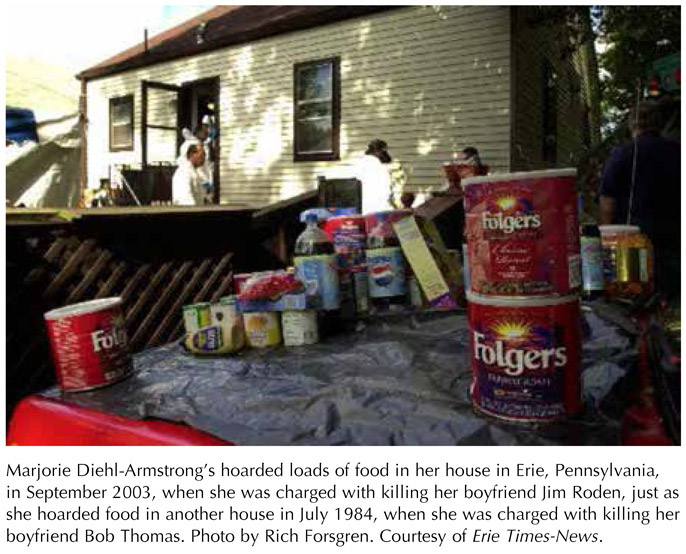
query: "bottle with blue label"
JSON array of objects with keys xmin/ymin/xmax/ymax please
[
  {"xmin": 294, "ymin": 213, "xmax": 341, "ymax": 311},
  {"xmin": 366, "ymin": 212, "xmax": 407, "ymax": 311},
  {"xmin": 580, "ymin": 223, "xmax": 604, "ymax": 299}
]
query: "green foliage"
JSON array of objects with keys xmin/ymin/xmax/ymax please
[{"xmin": 597, "ymin": 5, "xmax": 681, "ymax": 124}]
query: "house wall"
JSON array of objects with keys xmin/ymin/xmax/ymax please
[
  {"xmin": 510, "ymin": 7, "xmax": 585, "ymax": 171},
  {"xmin": 86, "ymin": 6, "xmax": 512, "ymax": 207}
]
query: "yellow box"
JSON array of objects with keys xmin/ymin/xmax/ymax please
[{"xmin": 393, "ymin": 215, "xmax": 463, "ymax": 310}]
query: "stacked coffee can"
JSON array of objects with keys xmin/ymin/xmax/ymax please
[{"xmin": 462, "ymin": 169, "xmax": 582, "ymax": 423}]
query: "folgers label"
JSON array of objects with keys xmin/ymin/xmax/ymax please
[
  {"xmin": 463, "ymin": 169, "xmax": 581, "ymax": 296},
  {"xmin": 44, "ymin": 298, "xmax": 132, "ymax": 392},
  {"xmin": 468, "ymin": 293, "xmax": 582, "ymax": 422}
]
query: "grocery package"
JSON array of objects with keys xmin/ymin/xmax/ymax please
[
  {"xmin": 244, "ymin": 312, "xmax": 282, "ymax": 347},
  {"xmin": 299, "ymin": 207, "xmax": 358, "ymax": 223},
  {"xmin": 294, "ymin": 213, "xmax": 341, "ymax": 311},
  {"xmin": 580, "ymin": 223, "xmax": 604, "ymax": 299},
  {"xmin": 600, "ymin": 225, "xmax": 653, "ymax": 300},
  {"xmin": 463, "ymin": 169, "xmax": 581, "ymax": 296},
  {"xmin": 365, "ymin": 210, "xmax": 410, "ymax": 311},
  {"xmin": 468, "ymin": 293, "xmax": 582, "ymax": 422},
  {"xmin": 238, "ymin": 270, "xmax": 305, "ymax": 301},
  {"xmin": 393, "ymin": 215, "xmax": 463, "ymax": 310},
  {"xmin": 44, "ymin": 298, "xmax": 132, "ymax": 392},
  {"xmin": 282, "ymin": 310, "xmax": 319, "ymax": 346}
]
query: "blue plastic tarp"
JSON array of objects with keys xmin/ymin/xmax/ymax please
[{"xmin": 6, "ymin": 107, "xmax": 38, "ymax": 143}]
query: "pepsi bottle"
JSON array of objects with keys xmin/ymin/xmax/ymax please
[{"xmin": 365, "ymin": 212, "xmax": 407, "ymax": 312}]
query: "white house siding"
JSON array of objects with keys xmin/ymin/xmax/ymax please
[
  {"xmin": 86, "ymin": 5, "xmax": 511, "ymax": 207},
  {"xmin": 510, "ymin": 7, "xmax": 585, "ymax": 172}
]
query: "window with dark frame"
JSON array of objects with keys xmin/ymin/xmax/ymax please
[
  {"xmin": 542, "ymin": 59, "xmax": 558, "ymax": 164},
  {"xmin": 293, "ymin": 57, "xmax": 340, "ymax": 161},
  {"xmin": 109, "ymin": 95, "xmax": 134, "ymax": 151}
]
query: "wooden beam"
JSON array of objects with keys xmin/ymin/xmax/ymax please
[
  {"xmin": 96, "ymin": 261, "xmax": 128, "ymax": 298},
  {"xmin": 42, "ymin": 239, "xmax": 96, "ymax": 299},
  {"xmin": 125, "ymin": 261, "xmax": 173, "ymax": 327},
  {"xmin": 149, "ymin": 258, "xmax": 213, "ymax": 346},
  {"xmin": 131, "ymin": 260, "xmax": 193, "ymax": 347},
  {"xmin": 65, "ymin": 249, "xmax": 114, "ymax": 305}
]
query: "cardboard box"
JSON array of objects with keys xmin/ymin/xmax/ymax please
[
  {"xmin": 237, "ymin": 293, "xmax": 322, "ymax": 313},
  {"xmin": 392, "ymin": 215, "xmax": 464, "ymax": 310}
]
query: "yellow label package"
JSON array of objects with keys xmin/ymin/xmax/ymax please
[{"xmin": 393, "ymin": 215, "xmax": 463, "ymax": 310}]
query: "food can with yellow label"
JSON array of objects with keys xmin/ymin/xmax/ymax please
[
  {"xmin": 183, "ymin": 303, "xmax": 212, "ymax": 335},
  {"xmin": 243, "ymin": 311, "xmax": 281, "ymax": 348}
]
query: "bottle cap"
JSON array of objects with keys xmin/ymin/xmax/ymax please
[{"xmin": 305, "ymin": 213, "xmax": 319, "ymax": 223}]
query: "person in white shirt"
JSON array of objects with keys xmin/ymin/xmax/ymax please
[
  {"xmin": 172, "ymin": 144, "xmax": 206, "ymax": 205},
  {"xmin": 178, "ymin": 124, "xmax": 214, "ymax": 202},
  {"xmin": 357, "ymin": 139, "xmax": 395, "ymax": 214}
]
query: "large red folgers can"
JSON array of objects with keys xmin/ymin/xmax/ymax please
[
  {"xmin": 44, "ymin": 298, "xmax": 132, "ymax": 392},
  {"xmin": 463, "ymin": 169, "xmax": 581, "ymax": 296},
  {"xmin": 468, "ymin": 292, "xmax": 582, "ymax": 422}
]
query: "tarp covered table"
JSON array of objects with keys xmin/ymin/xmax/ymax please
[{"xmin": 36, "ymin": 304, "xmax": 637, "ymax": 446}]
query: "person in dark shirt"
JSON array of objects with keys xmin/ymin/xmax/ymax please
[{"xmin": 600, "ymin": 100, "xmax": 681, "ymax": 297}]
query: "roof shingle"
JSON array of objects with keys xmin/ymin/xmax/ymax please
[{"xmin": 77, "ymin": 5, "xmax": 399, "ymax": 81}]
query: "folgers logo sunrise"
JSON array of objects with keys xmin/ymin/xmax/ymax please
[
  {"xmin": 473, "ymin": 319, "xmax": 567, "ymax": 376},
  {"xmin": 468, "ymin": 293, "xmax": 582, "ymax": 422},
  {"xmin": 481, "ymin": 194, "xmax": 542, "ymax": 236}
]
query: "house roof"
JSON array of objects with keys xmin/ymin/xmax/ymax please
[{"xmin": 77, "ymin": 5, "xmax": 399, "ymax": 81}]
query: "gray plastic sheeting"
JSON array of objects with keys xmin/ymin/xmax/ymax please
[{"xmin": 43, "ymin": 306, "xmax": 636, "ymax": 445}]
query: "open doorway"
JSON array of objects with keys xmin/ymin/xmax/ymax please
[{"xmin": 178, "ymin": 76, "xmax": 220, "ymax": 203}]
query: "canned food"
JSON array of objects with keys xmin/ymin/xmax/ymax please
[
  {"xmin": 211, "ymin": 296, "xmax": 246, "ymax": 351},
  {"xmin": 463, "ymin": 169, "xmax": 580, "ymax": 296},
  {"xmin": 468, "ymin": 292, "xmax": 582, "ymax": 422},
  {"xmin": 282, "ymin": 310, "xmax": 319, "ymax": 346},
  {"xmin": 183, "ymin": 303, "xmax": 211, "ymax": 334},
  {"xmin": 243, "ymin": 312, "xmax": 281, "ymax": 348},
  {"xmin": 44, "ymin": 298, "xmax": 132, "ymax": 392}
]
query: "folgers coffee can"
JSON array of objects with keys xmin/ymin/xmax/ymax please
[
  {"xmin": 463, "ymin": 169, "xmax": 581, "ymax": 296},
  {"xmin": 467, "ymin": 292, "xmax": 582, "ymax": 422},
  {"xmin": 44, "ymin": 298, "xmax": 132, "ymax": 392}
]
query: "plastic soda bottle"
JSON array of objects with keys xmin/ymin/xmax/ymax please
[
  {"xmin": 294, "ymin": 213, "xmax": 340, "ymax": 311},
  {"xmin": 365, "ymin": 212, "xmax": 407, "ymax": 311}
]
